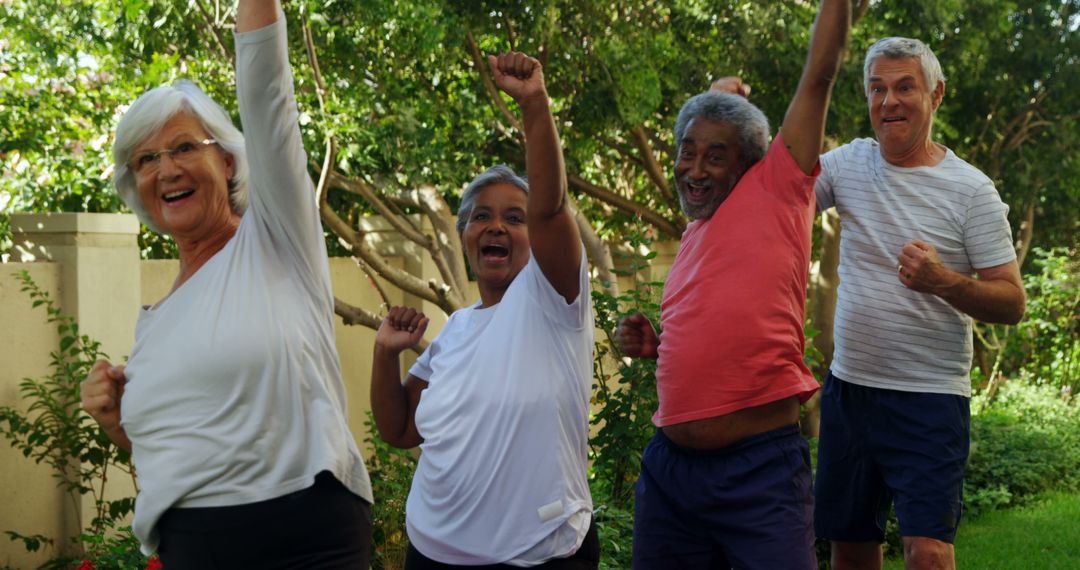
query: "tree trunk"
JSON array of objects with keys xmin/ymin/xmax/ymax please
[{"xmin": 804, "ymin": 208, "xmax": 841, "ymax": 437}]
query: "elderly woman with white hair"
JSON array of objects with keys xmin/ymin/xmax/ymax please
[
  {"xmin": 370, "ymin": 52, "xmax": 599, "ymax": 569},
  {"xmin": 78, "ymin": 1, "xmax": 372, "ymax": 567}
]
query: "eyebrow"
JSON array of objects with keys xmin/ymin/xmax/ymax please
[
  {"xmin": 134, "ymin": 132, "xmax": 208, "ymax": 154},
  {"xmin": 472, "ymin": 205, "xmax": 525, "ymax": 214},
  {"xmin": 680, "ymin": 138, "xmax": 728, "ymax": 151},
  {"xmin": 869, "ymin": 74, "xmax": 917, "ymax": 83}
]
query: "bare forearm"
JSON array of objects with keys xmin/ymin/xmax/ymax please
[
  {"xmin": 934, "ymin": 272, "xmax": 1026, "ymax": 325},
  {"xmin": 369, "ymin": 346, "xmax": 416, "ymax": 448},
  {"xmin": 781, "ymin": 0, "xmax": 850, "ymax": 173},
  {"xmin": 236, "ymin": 0, "xmax": 280, "ymax": 33},
  {"xmin": 805, "ymin": 0, "xmax": 850, "ymax": 85},
  {"xmin": 520, "ymin": 96, "xmax": 569, "ymax": 221},
  {"xmin": 105, "ymin": 426, "xmax": 133, "ymax": 454}
]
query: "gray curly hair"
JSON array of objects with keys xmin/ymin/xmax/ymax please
[{"xmin": 674, "ymin": 91, "xmax": 771, "ymax": 170}]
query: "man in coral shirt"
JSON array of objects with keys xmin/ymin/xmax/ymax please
[{"xmin": 615, "ymin": 1, "xmax": 850, "ymax": 568}]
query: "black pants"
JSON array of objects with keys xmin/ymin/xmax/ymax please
[
  {"xmin": 157, "ymin": 471, "xmax": 372, "ymax": 569},
  {"xmin": 405, "ymin": 517, "xmax": 600, "ymax": 570}
]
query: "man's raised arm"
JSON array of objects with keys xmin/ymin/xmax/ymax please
[{"xmin": 780, "ymin": 0, "xmax": 851, "ymax": 174}]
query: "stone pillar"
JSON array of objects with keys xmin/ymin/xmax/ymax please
[{"xmin": 10, "ymin": 212, "xmax": 142, "ymax": 548}]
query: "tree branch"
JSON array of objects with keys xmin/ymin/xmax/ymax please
[
  {"xmin": 326, "ymin": 172, "xmax": 466, "ymax": 306},
  {"xmin": 301, "ymin": 14, "xmax": 328, "ymax": 109},
  {"xmin": 316, "ymin": 138, "xmax": 335, "ymax": 209},
  {"xmin": 328, "ymin": 171, "xmax": 432, "ymax": 247},
  {"xmin": 630, "ymin": 124, "xmax": 676, "ymax": 207},
  {"xmin": 465, "ymin": 29, "xmax": 524, "ymax": 136},
  {"xmin": 1014, "ymin": 201, "xmax": 1035, "ymax": 267},
  {"xmin": 334, "ymin": 296, "xmax": 382, "ymax": 329},
  {"xmin": 319, "ymin": 200, "xmax": 456, "ymax": 313},
  {"xmin": 413, "ymin": 185, "xmax": 470, "ymax": 304},
  {"xmin": 568, "ymin": 174, "xmax": 683, "ymax": 238},
  {"xmin": 193, "ymin": 0, "xmax": 231, "ymax": 63}
]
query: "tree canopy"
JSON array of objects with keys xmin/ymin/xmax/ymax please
[{"xmin": 3, "ymin": 0, "xmax": 1077, "ymax": 322}]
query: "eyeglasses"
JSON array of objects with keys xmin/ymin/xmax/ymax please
[{"xmin": 129, "ymin": 138, "xmax": 219, "ymax": 175}]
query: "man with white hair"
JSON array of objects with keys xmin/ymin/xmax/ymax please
[
  {"xmin": 812, "ymin": 37, "xmax": 1026, "ymax": 570},
  {"xmin": 616, "ymin": 1, "xmax": 850, "ymax": 567}
]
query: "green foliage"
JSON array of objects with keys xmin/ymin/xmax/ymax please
[
  {"xmin": 4, "ymin": 0, "xmax": 1075, "ymax": 261},
  {"xmin": 974, "ymin": 246, "xmax": 1080, "ymax": 401},
  {"xmin": 588, "ymin": 232, "xmax": 661, "ymax": 509},
  {"xmin": 0, "ymin": 271, "xmax": 149, "ymax": 568},
  {"xmin": 966, "ymin": 382, "xmax": 1080, "ymax": 517},
  {"xmin": 77, "ymin": 522, "xmax": 153, "ymax": 570},
  {"xmin": 362, "ymin": 412, "xmax": 417, "ymax": 570},
  {"xmin": 1009, "ymin": 248, "xmax": 1079, "ymax": 389}
]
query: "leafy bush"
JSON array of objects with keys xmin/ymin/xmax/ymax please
[
  {"xmin": 966, "ymin": 382, "xmax": 1080, "ymax": 518},
  {"xmin": 363, "ymin": 413, "xmax": 417, "ymax": 570},
  {"xmin": 975, "ymin": 247, "xmax": 1079, "ymax": 400}
]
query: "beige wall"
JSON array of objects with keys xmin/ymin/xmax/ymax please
[{"xmin": 0, "ymin": 263, "xmax": 72, "ymax": 570}]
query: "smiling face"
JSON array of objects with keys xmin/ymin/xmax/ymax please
[
  {"xmin": 461, "ymin": 182, "xmax": 531, "ymax": 306},
  {"xmin": 867, "ymin": 56, "xmax": 944, "ymax": 166},
  {"xmin": 133, "ymin": 111, "xmax": 237, "ymax": 241},
  {"xmin": 675, "ymin": 117, "xmax": 745, "ymax": 220}
]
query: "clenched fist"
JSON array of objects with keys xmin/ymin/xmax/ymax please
[
  {"xmin": 80, "ymin": 359, "xmax": 131, "ymax": 450},
  {"xmin": 616, "ymin": 313, "xmax": 660, "ymax": 359},
  {"xmin": 488, "ymin": 51, "xmax": 547, "ymax": 108},
  {"xmin": 375, "ymin": 305, "xmax": 430, "ymax": 356}
]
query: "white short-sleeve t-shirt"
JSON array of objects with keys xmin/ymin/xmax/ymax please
[{"xmin": 406, "ymin": 252, "xmax": 594, "ymax": 566}]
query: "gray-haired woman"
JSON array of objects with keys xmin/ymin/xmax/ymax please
[
  {"xmin": 370, "ymin": 52, "xmax": 599, "ymax": 569},
  {"xmin": 79, "ymin": 2, "xmax": 371, "ymax": 567}
]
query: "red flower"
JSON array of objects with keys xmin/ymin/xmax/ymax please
[
  {"xmin": 146, "ymin": 555, "xmax": 163, "ymax": 570},
  {"xmin": 77, "ymin": 561, "xmax": 96, "ymax": 570}
]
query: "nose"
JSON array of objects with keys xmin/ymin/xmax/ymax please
[
  {"xmin": 156, "ymin": 153, "xmax": 182, "ymax": 179},
  {"xmin": 881, "ymin": 89, "xmax": 896, "ymax": 109},
  {"xmin": 686, "ymin": 155, "xmax": 706, "ymax": 180}
]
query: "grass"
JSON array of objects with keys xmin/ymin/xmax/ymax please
[{"xmin": 883, "ymin": 492, "xmax": 1080, "ymax": 569}]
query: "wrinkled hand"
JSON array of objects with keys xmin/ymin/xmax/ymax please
[
  {"xmin": 488, "ymin": 51, "xmax": 547, "ymax": 107},
  {"xmin": 709, "ymin": 76, "xmax": 751, "ymax": 98},
  {"xmin": 616, "ymin": 313, "xmax": 660, "ymax": 359},
  {"xmin": 897, "ymin": 239, "xmax": 955, "ymax": 293},
  {"xmin": 80, "ymin": 359, "xmax": 127, "ymax": 435},
  {"xmin": 375, "ymin": 306, "xmax": 429, "ymax": 355}
]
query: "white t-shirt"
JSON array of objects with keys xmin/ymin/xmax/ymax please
[
  {"xmin": 406, "ymin": 251, "xmax": 594, "ymax": 566},
  {"xmin": 121, "ymin": 17, "xmax": 371, "ymax": 554},
  {"xmin": 816, "ymin": 138, "xmax": 1016, "ymax": 396}
]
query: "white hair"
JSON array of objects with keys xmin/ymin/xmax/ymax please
[
  {"xmin": 863, "ymin": 37, "xmax": 945, "ymax": 96},
  {"xmin": 112, "ymin": 80, "xmax": 249, "ymax": 233}
]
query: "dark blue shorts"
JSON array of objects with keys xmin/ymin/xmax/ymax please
[
  {"xmin": 632, "ymin": 425, "xmax": 816, "ymax": 570},
  {"xmin": 814, "ymin": 373, "xmax": 970, "ymax": 544}
]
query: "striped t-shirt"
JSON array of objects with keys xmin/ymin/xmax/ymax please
[{"xmin": 816, "ymin": 138, "xmax": 1015, "ymax": 396}]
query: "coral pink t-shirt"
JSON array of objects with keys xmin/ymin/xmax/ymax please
[{"xmin": 655, "ymin": 133, "xmax": 820, "ymax": 427}]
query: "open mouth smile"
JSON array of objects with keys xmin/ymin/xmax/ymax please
[
  {"xmin": 163, "ymin": 189, "xmax": 195, "ymax": 204},
  {"xmin": 683, "ymin": 181, "xmax": 713, "ymax": 202},
  {"xmin": 480, "ymin": 243, "xmax": 510, "ymax": 263}
]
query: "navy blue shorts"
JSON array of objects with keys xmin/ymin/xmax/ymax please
[
  {"xmin": 814, "ymin": 373, "xmax": 970, "ymax": 544},
  {"xmin": 632, "ymin": 425, "xmax": 816, "ymax": 570}
]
